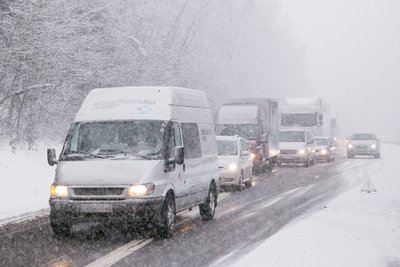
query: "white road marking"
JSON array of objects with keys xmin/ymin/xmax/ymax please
[
  {"xmin": 260, "ymin": 196, "xmax": 284, "ymax": 208},
  {"xmin": 84, "ymin": 238, "xmax": 154, "ymax": 267}
]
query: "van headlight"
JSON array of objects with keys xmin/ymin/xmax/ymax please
[
  {"xmin": 50, "ymin": 184, "xmax": 69, "ymax": 198},
  {"xmin": 370, "ymin": 144, "xmax": 377, "ymax": 149},
  {"xmin": 227, "ymin": 162, "xmax": 238, "ymax": 171},
  {"xmin": 128, "ymin": 183, "xmax": 155, "ymax": 197},
  {"xmin": 298, "ymin": 149, "xmax": 306, "ymax": 155}
]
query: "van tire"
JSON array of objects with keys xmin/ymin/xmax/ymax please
[
  {"xmin": 50, "ymin": 219, "xmax": 71, "ymax": 238},
  {"xmin": 156, "ymin": 192, "xmax": 176, "ymax": 238},
  {"xmin": 200, "ymin": 183, "xmax": 217, "ymax": 221},
  {"xmin": 304, "ymin": 158, "xmax": 310, "ymax": 167}
]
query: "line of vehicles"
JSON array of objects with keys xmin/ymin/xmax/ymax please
[{"xmin": 45, "ymin": 86, "xmax": 378, "ymax": 238}]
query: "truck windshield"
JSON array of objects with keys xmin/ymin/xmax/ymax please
[
  {"xmin": 61, "ymin": 120, "xmax": 166, "ymax": 160},
  {"xmin": 279, "ymin": 131, "xmax": 305, "ymax": 142},
  {"xmin": 281, "ymin": 113, "xmax": 317, "ymax": 127},
  {"xmin": 217, "ymin": 140, "xmax": 238, "ymax": 156},
  {"xmin": 217, "ymin": 124, "xmax": 257, "ymax": 140}
]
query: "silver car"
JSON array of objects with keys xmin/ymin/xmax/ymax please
[{"xmin": 347, "ymin": 133, "xmax": 381, "ymax": 158}]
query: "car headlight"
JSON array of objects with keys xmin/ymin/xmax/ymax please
[
  {"xmin": 50, "ymin": 184, "xmax": 69, "ymax": 198},
  {"xmin": 298, "ymin": 149, "xmax": 306, "ymax": 155},
  {"xmin": 250, "ymin": 152, "xmax": 257, "ymax": 160},
  {"xmin": 348, "ymin": 144, "xmax": 353, "ymax": 149},
  {"xmin": 227, "ymin": 162, "xmax": 238, "ymax": 171},
  {"xmin": 321, "ymin": 149, "xmax": 328, "ymax": 155},
  {"xmin": 128, "ymin": 183, "xmax": 155, "ymax": 197},
  {"xmin": 370, "ymin": 144, "xmax": 377, "ymax": 149}
]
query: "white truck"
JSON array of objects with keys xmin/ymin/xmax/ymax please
[
  {"xmin": 216, "ymin": 98, "xmax": 280, "ymax": 174},
  {"xmin": 280, "ymin": 97, "xmax": 331, "ymax": 138}
]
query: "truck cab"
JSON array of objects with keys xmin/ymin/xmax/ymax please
[
  {"xmin": 278, "ymin": 128, "xmax": 315, "ymax": 167},
  {"xmin": 216, "ymin": 98, "xmax": 279, "ymax": 174}
]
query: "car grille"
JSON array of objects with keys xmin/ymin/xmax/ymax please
[
  {"xmin": 73, "ymin": 187, "xmax": 125, "ymax": 196},
  {"xmin": 280, "ymin": 150, "xmax": 297, "ymax": 155},
  {"xmin": 355, "ymin": 145, "xmax": 368, "ymax": 151}
]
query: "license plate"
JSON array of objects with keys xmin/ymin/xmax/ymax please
[{"xmin": 80, "ymin": 203, "xmax": 113, "ymax": 213}]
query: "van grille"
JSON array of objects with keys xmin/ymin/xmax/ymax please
[{"xmin": 73, "ymin": 188, "xmax": 125, "ymax": 196}]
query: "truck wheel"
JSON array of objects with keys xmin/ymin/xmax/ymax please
[
  {"xmin": 156, "ymin": 192, "xmax": 176, "ymax": 238},
  {"xmin": 200, "ymin": 183, "xmax": 217, "ymax": 221},
  {"xmin": 50, "ymin": 218, "xmax": 71, "ymax": 238}
]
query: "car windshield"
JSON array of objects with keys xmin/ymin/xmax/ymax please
[
  {"xmin": 281, "ymin": 113, "xmax": 317, "ymax": 127},
  {"xmin": 217, "ymin": 140, "xmax": 238, "ymax": 155},
  {"xmin": 217, "ymin": 124, "xmax": 257, "ymax": 140},
  {"xmin": 61, "ymin": 120, "xmax": 166, "ymax": 160},
  {"xmin": 279, "ymin": 131, "xmax": 305, "ymax": 142},
  {"xmin": 314, "ymin": 138, "xmax": 329, "ymax": 145},
  {"xmin": 351, "ymin": 133, "xmax": 377, "ymax": 140}
]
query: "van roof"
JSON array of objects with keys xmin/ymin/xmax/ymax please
[{"xmin": 75, "ymin": 86, "xmax": 210, "ymax": 122}]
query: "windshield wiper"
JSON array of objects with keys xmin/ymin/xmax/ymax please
[{"xmin": 62, "ymin": 152, "xmax": 108, "ymax": 159}]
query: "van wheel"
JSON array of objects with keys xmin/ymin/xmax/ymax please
[
  {"xmin": 245, "ymin": 174, "xmax": 253, "ymax": 188},
  {"xmin": 200, "ymin": 183, "xmax": 217, "ymax": 221},
  {"xmin": 156, "ymin": 192, "xmax": 176, "ymax": 238},
  {"xmin": 50, "ymin": 218, "xmax": 71, "ymax": 239}
]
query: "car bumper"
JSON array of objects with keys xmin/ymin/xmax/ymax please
[
  {"xmin": 218, "ymin": 170, "xmax": 240, "ymax": 186},
  {"xmin": 278, "ymin": 154, "xmax": 307, "ymax": 164},
  {"xmin": 49, "ymin": 197, "xmax": 165, "ymax": 223},
  {"xmin": 348, "ymin": 149, "xmax": 378, "ymax": 155}
]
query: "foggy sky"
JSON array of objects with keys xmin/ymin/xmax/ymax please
[{"xmin": 280, "ymin": 0, "xmax": 400, "ymax": 141}]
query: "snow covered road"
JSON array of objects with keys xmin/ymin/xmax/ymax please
[{"xmin": 0, "ymin": 145, "xmax": 390, "ymax": 266}]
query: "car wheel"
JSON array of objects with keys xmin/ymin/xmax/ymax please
[
  {"xmin": 304, "ymin": 158, "xmax": 310, "ymax": 167},
  {"xmin": 374, "ymin": 153, "xmax": 380, "ymax": 159},
  {"xmin": 237, "ymin": 171, "xmax": 244, "ymax": 191},
  {"xmin": 200, "ymin": 183, "xmax": 217, "ymax": 221},
  {"xmin": 245, "ymin": 172, "xmax": 253, "ymax": 188},
  {"xmin": 156, "ymin": 192, "xmax": 176, "ymax": 238},
  {"xmin": 347, "ymin": 153, "xmax": 354, "ymax": 159}
]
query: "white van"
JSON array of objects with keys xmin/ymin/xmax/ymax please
[{"xmin": 47, "ymin": 86, "xmax": 219, "ymax": 238}]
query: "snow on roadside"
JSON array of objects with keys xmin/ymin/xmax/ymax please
[
  {"xmin": 0, "ymin": 143, "xmax": 59, "ymax": 222},
  {"xmin": 231, "ymin": 143, "xmax": 400, "ymax": 267}
]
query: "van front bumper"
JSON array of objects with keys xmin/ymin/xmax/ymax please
[{"xmin": 49, "ymin": 197, "xmax": 165, "ymax": 223}]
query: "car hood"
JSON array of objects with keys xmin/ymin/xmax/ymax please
[
  {"xmin": 279, "ymin": 142, "xmax": 306, "ymax": 150},
  {"xmin": 218, "ymin": 156, "xmax": 238, "ymax": 167},
  {"xmin": 313, "ymin": 145, "xmax": 329, "ymax": 150},
  {"xmin": 56, "ymin": 159, "xmax": 162, "ymax": 186},
  {"xmin": 350, "ymin": 140, "xmax": 377, "ymax": 145}
]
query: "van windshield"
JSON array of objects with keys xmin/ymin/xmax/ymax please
[
  {"xmin": 61, "ymin": 120, "xmax": 167, "ymax": 160},
  {"xmin": 217, "ymin": 124, "xmax": 257, "ymax": 140},
  {"xmin": 279, "ymin": 131, "xmax": 305, "ymax": 142}
]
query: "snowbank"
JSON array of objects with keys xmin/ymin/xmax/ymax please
[
  {"xmin": 232, "ymin": 144, "xmax": 400, "ymax": 267},
  {"xmin": 0, "ymin": 143, "xmax": 59, "ymax": 222}
]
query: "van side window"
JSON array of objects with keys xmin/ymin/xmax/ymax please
[
  {"xmin": 173, "ymin": 123, "xmax": 182, "ymax": 146},
  {"xmin": 181, "ymin": 123, "xmax": 202, "ymax": 159}
]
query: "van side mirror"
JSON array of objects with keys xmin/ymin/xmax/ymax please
[
  {"xmin": 174, "ymin": 146, "xmax": 184, "ymax": 165},
  {"xmin": 47, "ymin": 148, "xmax": 57, "ymax": 166}
]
